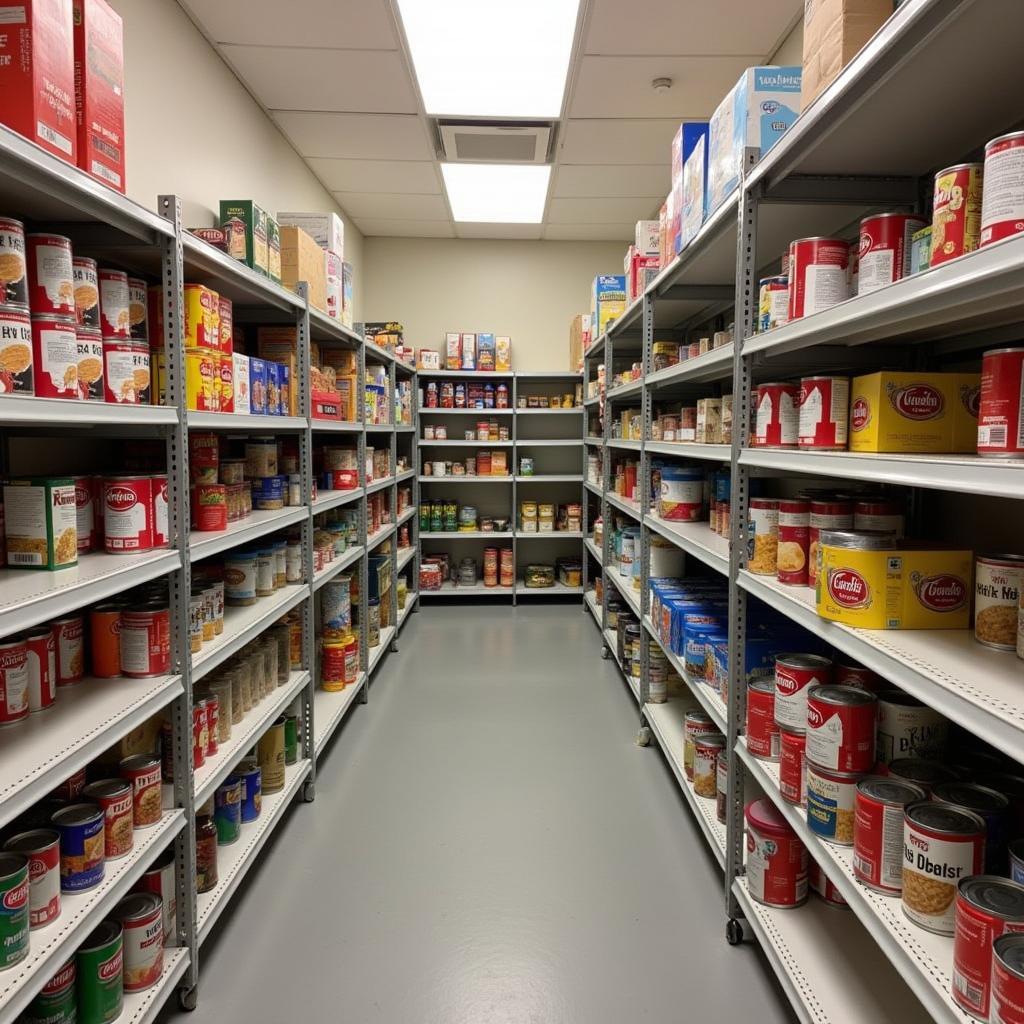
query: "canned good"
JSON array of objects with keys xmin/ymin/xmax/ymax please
[
  {"xmin": 853, "ymin": 776, "xmax": 926, "ymax": 894},
  {"xmin": 152, "ymin": 472, "xmax": 170, "ymax": 547},
  {"xmin": 195, "ymin": 810, "xmax": 218, "ymax": 894},
  {"xmin": 27, "ymin": 234, "xmax": 74, "ymax": 318},
  {"xmin": 76, "ymin": 325, "xmax": 103, "ymax": 400},
  {"xmin": 974, "ymin": 553, "xmax": 1024, "ymax": 649},
  {"xmin": 215, "ymin": 777, "xmax": 242, "ymax": 845},
  {"xmin": 978, "ymin": 347, "xmax": 1024, "ymax": 457},
  {"xmin": 693, "ymin": 733, "xmax": 726, "ymax": 799},
  {"xmin": 806, "ymin": 762, "xmax": 862, "ymax": 845},
  {"xmin": 119, "ymin": 754, "xmax": 162, "ymax": 828},
  {"xmin": 52, "ymin": 615, "xmax": 84, "ymax": 686},
  {"xmin": 120, "ymin": 605, "xmax": 171, "ymax": 678},
  {"xmin": 185, "ymin": 346, "xmax": 218, "ymax": 411},
  {"xmin": 758, "ymin": 275, "xmax": 789, "ymax": 332},
  {"xmin": 888, "ymin": 758, "xmax": 960, "ymax": 792},
  {"xmin": 805, "ymin": 684, "xmax": 876, "ymax": 773},
  {"xmin": 809, "ymin": 860, "xmax": 848, "ymax": 910},
  {"xmin": 2, "ymin": 829, "xmax": 60, "ymax": 928},
  {"xmin": 0, "ymin": 306, "xmax": 34, "ymax": 395},
  {"xmin": 0, "ymin": 638, "xmax": 29, "ymax": 725},
  {"xmin": 716, "ymin": 751, "xmax": 729, "ymax": 824},
  {"xmin": 746, "ymin": 678, "xmax": 779, "ymax": 761},
  {"xmin": 258, "ymin": 718, "xmax": 286, "ymax": 794},
  {"xmin": 933, "ymin": 781, "xmax": 1011, "ymax": 874},
  {"xmin": 857, "ymin": 213, "xmax": 928, "ymax": 295},
  {"xmin": 24, "ymin": 628, "xmax": 56, "ymax": 712},
  {"xmin": 24, "ymin": 959, "xmax": 76, "ymax": 1022},
  {"xmin": 184, "ymin": 283, "xmax": 219, "ymax": 348},
  {"xmin": 52, "ymin": 803, "xmax": 105, "ymax": 892},
  {"xmin": 683, "ymin": 710, "xmax": 717, "ymax": 782},
  {"xmin": 0, "ymin": 218, "xmax": 28, "ymax": 308},
  {"xmin": 903, "ymin": 801, "xmax": 986, "ymax": 934},
  {"xmin": 876, "ymin": 690, "xmax": 948, "ymax": 764},
  {"xmin": 797, "ymin": 376, "xmax": 849, "ymax": 450},
  {"xmin": 746, "ymin": 798, "xmax": 807, "ymax": 908},
  {"xmin": 238, "ymin": 759, "xmax": 262, "ymax": 822},
  {"xmin": 779, "ymin": 726, "xmax": 807, "ymax": 806},
  {"xmin": 754, "ymin": 382, "xmax": 799, "ymax": 448},
  {"xmin": 980, "ymin": 130, "xmax": 1024, "ymax": 247},
  {"xmin": 193, "ymin": 483, "xmax": 228, "ymax": 532},
  {"xmin": 252, "ymin": 475, "xmax": 285, "ymax": 511},
  {"xmin": 77, "ymin": 920, "xmax": 123, "ymax": 1024},
  {"xmin": 776, "ymin": 498, "xmax": 810, "ymax": 586},
  {"xmin": 747, "ymin": 498, "xmax": 779, "ymax": 576},
  {"xmin": 807, "ymin": 498, "xmax": 853, "ymax": 587},
  {"xmin": 98, "ymin": 269, "xmax": 130, "ymax": 338},
  {"xmin": 134, "ymin": 848, "xmax": 176, "ymax": 948},
  {"xmin": 102, "ymin": 337, "xmax": 150, "ymax": 404},
  {"xmin": 932, "ymin": 163, "xmax": 983, "ymax": 266},
  {"xmin": 0, "ymin": 852, "xmax": 29, "ymax": 971},
  {"xmin": 773, "ymin": 654, "xmax": 832, "ymax": 732},
  {"xmin": 658, "ymin": 465, "xmax": 703, "ymax": 521},
  {"xmin": 104, "ymin": 475, "xmax": 154, "ymax": 553},
  {"xmin": 32, "ymin": 316, "xmax": 79, "ymax": 398},
  {"xmin": 852, "ymin": 498, "xmax": 904, "ymax": 536},
  {"xmin": 788, "ymin": 237, "xmax": 850, "ymax": 320},
  {"xmin": 993, "ymin": 933, "xmax": 1024, "ymax": 1024},
  {"xmin": 111, "ymin": 892, "xmax": 163, "ymax": 992},
  {"xmin": 81, "ymin": 779, "xmax": 134, "ymax": 859},
  {"xmin": 225, "ymin": 550, "xmax": 258, "ymax": 606}
]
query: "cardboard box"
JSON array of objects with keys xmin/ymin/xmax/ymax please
[
  {"xmin": 266, "ymin": 216, "xmax": 281, "ymax": 284},
  {"xmin": 801, "ymin": 0, "xmax": 893, "ymax": 111},
  {"xmin": 495, "ymin": 336, "xmax": 511, "ymax": 372},
  {"xmin": 680, "ymin": 130, "xmax": 710, "ymax": 250},
  {"xmin": 445, "ymin": 332, "xmax": 461, "ymax": 369},
  {"xmin": 0, "ymin": 0, "xmax": 77, "ymax": 163},
  {"xmin": 670, "ymin": 122, "xmax": 709, "ymax": 254},
  {"xmin": 591, "ymin": 275, "xmax": 626, "ymax": 336},
  {"xmin": 635, "ymin": 220, "xmax": 659, "ymax": 257},
  {"xmin": 257, "ymin": 326, "xmax": 299, "ymax": 415},
  {"xmin": 72, "ymin": 0, "xmax": 124, "ymax": 191},
  {"xmin": 848, "ymin": 371, "xmax": 980, "ymax": 453},
  {"xmin": 365, "ymin": 322, "xmax": 402, "ymax": 353},
  {"xmin": 460, "ymin": 333, "xmax": 476, "ymax": 370},
  {"xmin": 417, "ymin": 349, "xmax": 441, "ymax": 371},
  {"xmin": 477, "ymin": 333, "xmax": 496, "ymax": 371},
  {"xmin": 627, "ymin": 253, "xmax": 659, "ymax": 302},
  {"xmin": 276, "ymin": 212, "xmax": 344, "ymax": 260},
  {"xmin": 325, "ymin": 250, "xmax": 343, "ymax": 320},
  {"xmin": 341, "ymin": 261, "xmax": 353, "ymax": 328},
  {"xmin": 707, "ymin": 67, "xmax": 801, "ymax": 215},
  {"xmin": 220, "ymin": 200, "xmax": 269, "ymax": 276},
  {"xmin": 280, "ymin": 224, "xmax": 326, "ymax": 310},
  {"xmin": 232, "ymin": 353, "xmax": 250, "ymax": 414},
  {"xmin": 332, "ymin": 374, "xmax": 357, "ymax": 422}
]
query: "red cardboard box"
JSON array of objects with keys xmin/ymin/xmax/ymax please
[
  {"xmin": 72, "ymin": 0, "xmax": 125, "ymax": 192},
  {"xmin": 0, "ymin": 0, "xmax": 77, "ymax": 163}
]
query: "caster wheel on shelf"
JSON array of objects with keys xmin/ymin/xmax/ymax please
[
  {"xmin": 179, "ymin": 987, "xmax": 198, "ymax": 1012},
  {"xmin": 726, "ymin": 918, "xmax": 745, "ymax": 946},
  {"xmin": 302, "ymin": 781, "xmax": 316, "ymax": 803},
  {"xmin": 601, "ymin": 646, "xmax": 611, "ymax": 660},
  {"xmin": 636, "ymin": 726, "xmax": 651, "ymax": 747},
  {"xmin": 390, "ymin": 640, "xmax": 399, "ymax": 653}
]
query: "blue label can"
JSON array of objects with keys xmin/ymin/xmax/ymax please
[{"xmin": 51, "ymin": 804, "xmax": 105, "ymax": 892}]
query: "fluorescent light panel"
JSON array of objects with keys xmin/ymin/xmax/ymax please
[
  {"xmin": 441, "ymin": 164, "xmax": 550, "ymax": 223},
  {"xmin": 396, "ymin": 0, "xmax": 580, "ymax": 118}
]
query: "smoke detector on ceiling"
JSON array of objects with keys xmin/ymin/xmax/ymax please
[
  {"xmin": 437, "ymin": 120, "xmax": 554, "ymax": 165},
  {"xmin": 652, "ymin": 77, "xmax": 673, "ymax": 95}
]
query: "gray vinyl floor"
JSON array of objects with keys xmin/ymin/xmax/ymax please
[{"xmin": 165, "ymin": 603, "xmax": 793, "ymax": 1024}]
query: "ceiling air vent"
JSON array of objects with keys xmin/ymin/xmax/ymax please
[{"xmin": 437, "ymin": 121, "xmax": 553, "ymax": 164}]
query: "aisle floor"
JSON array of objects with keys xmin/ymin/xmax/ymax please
[{"xmin": 166, "ymin": 603, "xmax": 793, "ymax": 1024}]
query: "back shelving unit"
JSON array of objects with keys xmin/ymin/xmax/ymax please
[
  {"xmin": 416, "ymin": 371, "xmax": 584, "ymax": 601},
  {"xmin": 0, "ymin": 124, "xmax": 411, "ymax": 1019},
  {"xmin": 583, "ymin": 1, "xmax": 1024, "ymax": 1022}
]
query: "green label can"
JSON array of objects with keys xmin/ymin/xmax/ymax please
[
  {"xmin": 0, "ymin": 852, "xmax": 29, "ymax": 970},
  {"xmin": 76, "ymin": 920, "xmax": 123, "ymax": 1024},
  {"xmin": 214, "ymin": 776, "xmax": 242, "ymax": 846},
  {"xmin": 284, "ymin": 714, "xmax": 298, "ymax": 765},
  {"xmin": 23, "ymin": 958, "xmax": 76, "ymax": 1023}
]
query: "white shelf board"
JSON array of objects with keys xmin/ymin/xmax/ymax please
[
  {"xmin": 368, "ymin": 625, "xmax": 396, "ymax": 675},
  {"xmin": 120, "ymin": 947, "xmax": 190, "ymax": 1024},
  {"xmin": 365, "ymin": 424, "xmax": 394, "ymax": 434},
  {"xmin": 603, "ymin": 627, "xmax": 639, "ymax": 703},
  {"xmin": 182, "ymin": 233, "xmax": 301, "ymax": 313},
  {"xmin": 366, "ymin": 475, "xmax": 395, "ymax": 495},
  {"xmin": 313, "ymin": 674, "xmax": 365, "ymax": 758},
  {"xmin": 644, "ymin": 515, "xmax": 730, "ymax": 576},
  {"xmin": 584, "ymin": 588, "xmax": 602, "ymax": 627},
  {"xmin": 740, "ymin": 447, "xmax": 1024, "ymax": 500},
  {"xmin": 397, "ymin": 505, "xmax": 417, "ymax": 526},
  {"xmin": 187, "ymin": 412, "xmax": 306, "ymax": 432},
  {"xmin": 419, "ymin": 439, "xmax": 514, "ymax": 447},
  {"xmin": 644, "ymin": 344, "xmax": 734, "ymax": 388},
  {"xmin": 364, "ymin": 340, "xmax": 395, "ymax": 364},
  {"xmin": 517, "ymin": 530, "xmax": 584, "ymax": 540},
  {"xmin": 0, "ymin": 397, "xmax": 178, "ymax": 429},
  {"xmin": 312, "ymin": 488, "xmax": 364, "ymax": 514},
  {"xmin": 396, "ymin": 545, "xmax": 416, "ymax": 571},
  {"xmin": 0, "ymin": 810, "xmax": 185, "ymax": 1024},
  {"xmin": 421, "ymin": 581, "xmax": 514, "ymax": 597},
  {"xmin": 515, "ymin": 439, "xmax": 584, "ymax": 447},
  {"xmin": 608, "ymin": 438, "xmax": 643, "ymax": 451},
  {"xmin": 732, "ymin": 878, "xmax": 934, "ymax": 1024},
  {"xmin": 367, "ymin": 522, "xmax": 397, "ymax": 550},
  {"xmin": 395, "ymin": 469, "xmax": 416, "ymax": 483},
  {"xmin": 514, "ymin": 475, "xmax": 583, "ymax": 483},
  {"xmin": 737, "ymin": 570, "xmax": 1024, "ymax": 765},
  {"xmin": 606, "ymin": 379, "xmax": 643, "ymax": 402},
  {"xmin": 192, "ymin": 584, "xmax": 308, "ymax": 682},
  {"xmin": 584, "ymin": 480, "xmax": 603, "ymax": 498},
  {"xmin": 605, "ymin": 491, "xmax": 642, "ymax": 520},
  {"xmin": 418, "ymin": 475, "xmax": 512, "ymax": 484},
  {"xmin": 515, "ymin": 408, "xmax": 584, "ymax": 416},
  {"xmin": 190, "ymin": 507, "xmax": 307, "ymax": 561},
  {"xmin": 604, "ymin": 564, "xmax": 642, "ymax": 619},
  {"xmin": 585, "ymin": 436, "xmax": 604, "ymax": 446},
  {"xmin": 584, "ymin": 537, "xmax": 603, "ymax": 565},
  {"xmin": 416, "ymin": 369, "xmax": 513, "ymax": 378},
  {"xmin": 312, "ymin": 419, "xmax": 363, "ymax": 433},
  {"xmin": 418, "ymin": 408, "xmax": 514, "ymax": 416},
  {"xmin": 515, "ymin": 371, "xmax": 582, "ymax": 379},
  {"xmin": 312, "ymin": 545, "xmax": 364, "ymax": 592},
  {"xmin": 643, "ymin": 698, "xmax": 727, "ymax": 869},
  {"xmin": 395, "ymin": 424, "xmax": 416, "ymax": 432},
  {"xmin": 515, "ymin": 580, "xmax": 584, "ymax": 596},
  {"xmin": 194, "ymin": 671, "xmax": 310, "ymax": 807},
  {"xmin": 308, "ymin": 308, "xmax": 361, "ymax": 347},
  {"xmin": 0, "ymin": 673, "xmax": 182, "ymax": 831},
  {"xmin": 420, "ymin": 531, "xmax": 514, "ymax": 540},
  {"xmin": 738, "ymin": 740, "xmax": 975, "ymax": 1024},
  {"xmin": 397, "ymin": 593, "xmax": 417, "ymax": 629},
  {"xmin": 197, "ymin": 760, "xmax": 310, "ymax": 945},
  {"xmin": 646, "ymin": 441, "xmax": 731, "ymax": 462},
  {"xmin": 0, "ymin": 548, "xmax": 180, "ymax": 641},
  {"xmin": 643, "ymin": 616, "xmax": 727, "ymax": 733}
]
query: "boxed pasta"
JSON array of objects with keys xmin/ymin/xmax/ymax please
[
  {"xmin": 460, "ymin": 333, "xmax": 476, "ymax": 370},
  {"xmin": 445, "ymin": 333, "xmax": 461, "ymax": 369},
  {"xmin": 477, "ymin": 333, "xmax": 496, "ymax": 371},
  {"xmin": 4, "ymin": 477, "xmax": 78, "ymax": 569},
  {"xmin": 495, "ymin": 336, "xmax": 512, "ymax": 372}
]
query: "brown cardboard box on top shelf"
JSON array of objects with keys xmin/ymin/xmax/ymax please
[
  {"xmin": 800, "ymin": 0, "xmax": 894, "ymax": 110},
  {"xmin": 569, "ymin": 314, "xmax": 587, "ymax": 370},
  {"xmin": 445, "ymin": 333, "xmax": 461, "ymax": 369},
  {"xmin": 495, "ymin": 336, "xmax": 512, "ymax": 372},
  {"xmin": 280, "ymin": 225, "xmax": 327, "ymax": 310}
]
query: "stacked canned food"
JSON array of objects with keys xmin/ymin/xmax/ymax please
[
  {"xmin": 366, "ymin": 490, "xmax": 392, "ymax": 540},
  {"xmin": 610, "ymin": 458, "xmax": 639, "ymax": 504},
  {"xmin": 520, "ymin": 501, "xmax": 580, "ymax": 533},
  {"xmin": 318, "ymin": 572, "xmax": 360, "ymax": 691},
  {"xmin": 421, "ymin": 379, "xmax": 510, "ymax": 410},
  {"xmin": 422, "ymin": 420, "xmax": 510, "ymax": 442},
  {"xmin": 649, "ymin": 395, "xmax": 733, "ymax": 447},
  {"xmin": 313, "ymin": 506, "xmax": 359, "ymax": 572},
  {"xmin": 419, "ymin": 500, "xmax": 510, "ymax": 534},
  {"xmin": 421, "ymin": 450, "xmax": 510, "ymax": 477},
  {"xmin": 420, "ymin": 547, "xmax": 513, "ymax": 589}
]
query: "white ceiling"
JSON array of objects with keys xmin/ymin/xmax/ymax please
[{"xmin": 178, "ymin": 0, "xmax": 802, "ymax": 241}]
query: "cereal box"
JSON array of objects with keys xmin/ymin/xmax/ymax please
[
  {"xmin": 219, "ymin": 200, "xmax": 269, "ymax": 276},
  {"xmin": 257, "ymin": 326, "xmax": 298, "ymax": 415},
  {"xmin": 591, "ymin": 275, "xmax": 626, "ymax": 336},
  {"xmin": 671, "ymin": 122, "xmax": 709, "ymax": 254},
  {"xmin": 325, "ymin": 250, "xmax": 343, "ymax": 320},
  {"xmin": 849, "ymin": 371, "xmax": 979, "ymax": 453},
  {"xmin": 72, "ymin": 0, "xmax": 124, "ymax": 192},
  {"xmin": 681, "ymin": 131, "xmax": 709, "ymax": 250},
  {"xmin": 0, "ymin": 0, "xmax": 77, "ymax": 163},
  {"xmin": 495, "ymin": 336, "xmax": 511, "ymax": 372},
  {"xmin": 445, "ymin": 333, "xmax": 461, "ymax": 370},
  {"xmin": 635, "ymin": 220, "xmax": 659, "ymax": 257},
  {"xmin": 477, "ymin": 333, "xmax": 496, "ymax": 371},
  {"xmin": 4, "ymin": 477, "xmax": 77, "ymax": 570},
  {"xmin": 460, "ymin": 333, "xmax": 476, "ymax": 370}
]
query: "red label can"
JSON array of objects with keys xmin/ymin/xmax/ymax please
[
  {"xmin": 834, "ymin": 657, "xmax": 880, "ymax": 692},
  {"xmin": 953, "ymin": 876, "xmax": 1024, "ymax": 1020},
  {"xmin": 787, "ymin": 237, "xmax": 850, "ymax": 320},
  {"xmin": 72, "ymin": 257, "xmax": 100, "ymax": 329},
  {"xmin": 193, "ymin": 701, "xmax": 207, "ymax": 769},
  {"xmin": 112, "ymin": 892, "xmax": 164, "ymax": 992},
  {"xmin": 854, "ymin": 776, "xmax": 925, "ymax": 894},
  {"xmin": 90, "ymin": 604, "xmax": 122, "ymax": 679},
  {"xmin": 218, "ymin": 351, "xmax": 234, "ymax": 414},
  {"xmin": 204, "ymin": 696, "xmax": 219, "ymax": 758},
  {"xmin": 74, "ymin": 475, "xmax": 98, "ymax": 553},
  {"xmin": 31, "ymin": 316, "xmax": 79, "ymax": 399},
  {"xmin": 932, "ymin": 163, "xmax": 983, "ymax": 266},
  {"xmin": 797, "ymin": 376, "xmax": 849, "ymax": 450},
  {"xmin": 779, "ymin": 727, "xmax": 807, "ymax": 806},
  {"xmin": 76, "ymin": 325, "xmax": 103, "ymax": 400},
  {"xmin": 0, "ymin": 307, "xmax": 34, "ymax": 396},
  {"xmin": 2, "ymin": 829, "xmax": 60, "ymax": 928},
  {"xmin": 805, "ymin": 684, "xmax": 877, "ymax": 773},
  {"xmin": 150, "ymin": 475, "xmax": 169, "ymax": 548},
  {"xmin": 746, "ymin": 678, "xmax": 779, "ymax": 761},
  {"xmin": 103, "ymin": 337, "xmax": 150, "ymax": 404},
  {"xmin": 119, "ymin": 755, "xmax": 162, "ymax": 829},
  {"xmin": 754, "ymin": 382, "xmax": 799, "ymax": 447},
  {"xmin": 993, "ymin": 934, "xmax": 1024, "ymax": 1024},
  {"xmin": 857, "ymin": 213, "xmax": 928, "ymax": 295},
  {"xmin": 128, "ymin": 277, "xmax": 149, "ymax": 341},
  {"xmin": 776, "ymin": 498, "xmax": 810, "ymax": 586},
  {"xmin": 746, "ymin": 798, "xmax": 807, "ymax": 908},
  {"xmin": 27, "ymin": 234, "xmax": 74, "ymax": 317},
  {"xmin": 192, "ymin": 483, "xmax": 227, "ymax": 532},
  {"xmin": 24, "ymin": 628, "xmax": 55, "ymax": 712},
  {"xmin": 81, "ymin": 779, "xmax": 134, "ymax": 860},
  {"xmin": 981, "ymin": 131, "xmax": 1024, "ymax": 247},
  {"xmin": 808, "ymin": 860, "xmax": 848, "ymax": 909},
  {"xmin": 134, "ymin": 849, "xmax": 177, "ymax": 947},
  {"xmin": 104, "ymin": 475, "xmax": 154, "ymax": 553},
  {"xmin": 98, "ymin": 269, "xmax": 130, "ymax": 338},
  {"xmin": 0, "ymin": 217, "xmax": 28, "ymax": 308},
  {"xmin": 773, "ymin": 654, "xmax": 832, "ymax": 731},
  {"xmin": 120, "ymin": 606, "xmax": 170, "ymax": 678},
  {"xmin": 853, "ymin": 498, "xmax": 904, "ymax": 536},
  {"xmin": 808, "ymin": 499, "xmax": 853, "ymax": 586},
  {"xmin": 978, "ymin": 347, "xmax": 1024, "ymax": 457},
  {"xmin": 0, "ymin": 639, "xmax": 29, "ymax": 725},
  {"xmin": 51, "ymin": 616, "xmax": 84, "ymax": 686}
]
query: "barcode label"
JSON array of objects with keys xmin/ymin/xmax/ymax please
[
  {"xmin": 952, "ymin": 969, "xmax": 983, "ymax": 1012},
  {"xmin": 9, "ymin": 551, "xmax": 42, "ymax": 566},
  {"xmin": 853, "ymin": 854, "xmax": 873, "ymax": 876},
  {"xmin": 37, "ymin": 121, "xmax": 73, "ymax": 155},
  {"xmin": 987, "ymin": 426, "xmax": 1008, "ymax": 447},
  {"xmin": 90, "ymin": 160, "xmax": 122, "ymax": 187}
]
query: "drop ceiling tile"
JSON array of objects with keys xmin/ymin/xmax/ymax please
[
  {"xmin": 337, "ymin": 193, "xmax": 450, "ymax": 220},
  {"xmin": 313, "ymin": 160, "xmax": 441, "ymax": 194},
  {"xmin": 354, "ymin": 219, "xmax": 455, "ymax": 238},
  {"xmin": 548, "ymin": 196, "xmax": 661, "ymax": 224},
  {"xmin": 584, "ymin": 0, "xmax": 801, "ymax": 57},
  {"xmin": 543, "ymin": 223, "xmax": 634, "ymax": 241},
  {"xmin": 454, "ymin": 224, "xmax": 544, "ymax": 240},
  {"xmin": 559, "ymin": 119, "xmax": 681, "ymax": 165},
  {"xmin": 271, "ymin": 112, "xmax": 433, "ymax": 161},
  {"xmin": 553, "ymin": 164, "xmax": 670, "ymax": 198},
  {"xmin": 179, "ymin": 0, "xmax": 397, "ymax": 49},
  {"xmin": 569, "ymin": 55, "xmax": 759, "ymax": 119},
  {"xmin": 220, "ymin": 46, "xmax": 417, "ymax": 113}
]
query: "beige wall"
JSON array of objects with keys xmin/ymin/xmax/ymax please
[
  {"xmin": 362, "ymin": 238, "xmax": 626, "ymax": 371},
  {"xmin": 109, "ymin": 0, "xmax": 364, "ymax": 314},
  {"xmin": 769, "ymin": 11, "xmax": 804, "ymax": 64}
]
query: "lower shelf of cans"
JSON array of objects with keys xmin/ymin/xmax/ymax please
[
  {"xmin": 121, "ymin": 947, "xmax": 190, "ymax": 1024},
  {"xmin": 737, "ymin": 739, "xmax": 977, "ymax": 1024},
  {"xmin": 0, "ymin": 811, "xmax": 185, "ymax": 1024},
  {"xmin": 197, "ymin": 759, "xmax": 310, "ymax": 946},
  {"xmin": 603, "ymin": 628, "xmax": 639, "ymax": 703}
]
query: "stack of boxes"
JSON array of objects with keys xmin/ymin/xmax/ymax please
[
  {"xmin": 278, "ymin": 212, "xmax": 350, "ymax": 324},
  {"xmin": 625, "ymin": 221, "xmax": 660, "ymax": 303},
  {"xmin": 591, "ymin": 275, "xmax": 627, "ymax": 339}
]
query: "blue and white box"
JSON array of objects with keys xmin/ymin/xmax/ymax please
[{"xmin": 680, "ymin": 128, "xmax": 710, "ymax": 251}]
